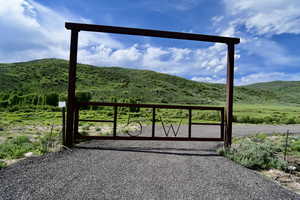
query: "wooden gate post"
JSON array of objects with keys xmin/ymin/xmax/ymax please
[
  {"xmin": 65, "ymin": 29, "xmax": 79, "ymax": 147},
  {"xmin": 225, "ymin": 43, "xmax": 235, "ymax": 147}
]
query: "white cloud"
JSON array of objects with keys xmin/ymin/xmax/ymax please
[
  {"xmin": 192, "ymin": 71, "xmax": 300, "ymax": 86},
  {"xmin": 0, "ymin": 0, "xmax": 242, "ymax": 84},
  {"xmin": 242, "ymin": 37, "xmax": 300, "ymax": 66},
  {"xmin": 211, "ymin": 16, "xmax": 224, "ymax": 25},
  {"xmin": 0, "ymin": 0, "xmax": 122, "ymax": 62},
  {"xmin": 111, "ymin": 44, "xmax": 142, "ymax": 63},
  {"xmin": 144, "ymin": 0, "xmax": 200, "ymax": 12},
  {"xmin": 235, "ymin": 72, "xmax": 300, "ymax": 85},
  {"xmin": 171, "ymin": 0, "xmax": 200, "ymax": 11},
  {"xmin": 77, "ymin": 42, "xmax": 233, "ymax": 77},
  {"xmin": 224, "ymin": 0, "xmax": 300, "ymax": 35},
  {"xmin": 207, "ymin": 0, "xmax": 300, "ymax": 85},
  {"xmin": 191, "ymin": 76, "xmax": 226, "ymax": 84}
]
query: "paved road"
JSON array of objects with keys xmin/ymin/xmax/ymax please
[
  {"xmin": 129, "ymin": 124, "xmax": 300, "ymax": 138},
  {"xmin": 0, "ymin": 125, "xmax": 300, "ymax": 200}
]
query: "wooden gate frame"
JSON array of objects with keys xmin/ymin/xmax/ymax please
[{"xmin": 64, "ymin": 22, "xmax": 240, "ymax": 147}]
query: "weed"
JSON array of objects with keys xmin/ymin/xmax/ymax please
[
  {"xmin": 0, "ymin": 160, "xmax": 6, "ymax": 169},
  {"xmin": 82, "ymin": 125, "xmax": 90, "ymax": 131},
  {"xmin": 291, "ymin": 139, "xmax": 300, "ymax": 152},
  {"xmin": 80, "ymin": 131, "xmax": 89, "ymax": 136},
  {"xmin": 253, "ymin": 133, "xmax": 268, "ymax": 142},
  {"xmin": 0, "ymin": 136, "xmax": 36, "ymax": 159},
  {"xmin": 219, "ymin": 138, "xmax": 287, "ymax": 170}
]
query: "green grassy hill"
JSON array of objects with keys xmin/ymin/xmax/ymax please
[
  {"xmin": 0, "ymin": 58, "xmax": 299, "ymax": 105},
  {"xmin": 246, "ymin": 81, "xmax": 300, "ymax": 105}
]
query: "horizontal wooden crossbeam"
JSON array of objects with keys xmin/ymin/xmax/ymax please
[
  {"xmin": 77, "ymin": 135, "xmax": 224, "ymax": 141},
  {"xmin": 77, "ymin": 101, "xmax": 224, "ymax": 111},
  {"xmin": 65, "ymin": 22, "xmax": 240, "ymax": 44}
]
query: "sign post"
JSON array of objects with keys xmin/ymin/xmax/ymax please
[{"xmin": 59, "ymin": 101, "xmax": 66, "ymax": 146}]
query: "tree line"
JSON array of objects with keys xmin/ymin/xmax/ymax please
[{"xmin": 0, "ymin": 91, "xmax": 141, "ymax": 112}]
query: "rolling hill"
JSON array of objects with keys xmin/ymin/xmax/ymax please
[{"xmin": 0, "ymin": 58, "xmax": 298, "ymax": 105}]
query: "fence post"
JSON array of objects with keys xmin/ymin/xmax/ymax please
[
  {"xmin": 225, "ymin": 42, "xmax": 235, "ymax": 147},
  {"xmin": 74, "ymin": 106, "xmax": 79, "ymax": 142},
  {"xmin": 62, "ymin": 107, "xmax": 66, "ymax": 145},
  {"xmin": 188, "ymin": 109, "xmax": 192, "ymax": 138},
  {"xmin": 66, "ymin": 29, "xmax": 79, "ymax": 147},
  {"xmin": 113, "ymin": 106, "xmax": 117, "ymax": 137},
  {"xmin": 221, "ymin": 109, "xmax": 224, "ymax": 140},
  {"xmin": 152, "ymin": 108, "xmax": 156, "ymax": 137}
]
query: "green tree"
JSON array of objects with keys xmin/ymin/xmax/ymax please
[{"xmin": 45, "ymin": 93, "xmax": 59, "ymax": 106}]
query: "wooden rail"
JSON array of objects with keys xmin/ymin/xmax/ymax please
[
  {"xmin": 75, "ymin": 102, "xmax": 225, "ymax": 142},
  {"xmin": 65, "ymin": 22, "xmax": 240, "ymax": 44}
]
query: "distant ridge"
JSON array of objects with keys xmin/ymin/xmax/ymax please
[{"xmin": 0, "ymin": 58, "xmax": 299, "ymax": 105}]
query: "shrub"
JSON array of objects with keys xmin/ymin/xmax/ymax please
[
  {"xmin": 0, "ymin": 100, "xmax": 8, "ymax": 108},
  {"xmin": 219, "ymin": 139, "xmax": 287, "ymax": 170},
  {"xmin": 0, "ymin": 160, "xmax": 6, "ymax": 169},
  {"xmin": 76, "ymin": 91, "xmax": 92, "ymax": 102},
  {"xmin": 253, "ymin": 133, "xmax": 268, "ymax": 142},
  {"xmin": 0, "ymin": 136, "xmax": 36, "ymax": 159},
  {"xmin": 285, "ymin": 118, "xmax": 296, "ymax": 124},
  {"xmin": 291, "ymin": 139, "xmax": 300, "ymax": 151},
  {"xmin": 8, "ymin": 94, "xmax": 20, "ymax": 106},
  {"xmin": 129, "ymin": 98, "xmax": 140, "ymax": 112},
  {"xmin": 36, "ymin": 130, "xmax": 61, "ymax": 154},
  {"xmin": 263, "ymin": 116, "xmax": 273, "ymax": 124},
  {"xmin": 45, "ymin": 93, "xmax": 59, "ymax": 106}
]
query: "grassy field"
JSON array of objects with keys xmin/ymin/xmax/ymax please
[
  {"xmin": 1, "ymin": 59, "xmax": 300, "ymax": 107},
  {"xmin": 233, "ymin": 104, "xmax": 300, "ymax": 124},
  {"xmin": 1, "ymin": 103, "xmax": 299, "ymax": 140},
  {"xmin": 0, "ymin": 59, "xmax": 299, "ymax": 169},
  {"xmin": 0, "ymin": 103, "xmax": 299, "ymax": 168}
]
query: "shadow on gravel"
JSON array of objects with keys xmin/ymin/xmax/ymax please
[{"xmin": 75, "ymin": 146, "xmax": 220, "ymax": 157}]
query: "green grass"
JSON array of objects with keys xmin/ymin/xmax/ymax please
[
  {"xmin": 0, "ymin": 131, "xmax": 61, "ymax": 168},
  {"xmin": 219, "ymin": 140, "xmax": 287, "ymax": 170},
  {"xmin": 219, "ymin": 133, "xmax": 300, "ymax": 170},
  {"xmin": 0, "ymin": 160, "xmax": 6, "ymax": 169},
  {"xmin": 1, "ymin": 58, "xmax": 299, "ymax": 106},
  {"xmin": 247, "ymin": 81, "xmax": 300, "ymax": 105},
  {"xmin": 233, "ymin": 104, "xmax": 300, "ymax": 124},
  {"xmin": 0, "ymin": 136, "xmax": 38, "ymax": 159},
  {"xmin": 0, "ymin": 104, "xmax": 299, "ymax": 139},
  {"xmin": 219, "ymin": 134, "xmax": 288, "ymax": 170}
]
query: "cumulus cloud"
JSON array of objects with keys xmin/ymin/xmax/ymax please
[
  {"xmin": 242, "ymin": 37, "xmax": 300, "ymax": 67},
  {"xmin": 235, "ymin": 72, "xmax": 300, "ymax": 85},
  {"xmin": 191, "ymin": 76, "xmax": 226, "ymax": 84},
  {"xmin": 191, "ymin": 72, "xmax": 300, "ymax": 86},
  {"xmin": 208, "ymin": 0, "xmax": 300, "ymax": 84},
  {"xmin": 224, "ymin": 0, "xmax": 300, "ymax": 35},
  {"xmin": 0, "ymin": 0, "xmax": 122, "ymax": 62},
  {"xmin": 0, "ymin": 0, "xmax": 231, "ymax": 81},
  {"xmin": 4, "ymin": 0, "xmax": 281, "ymax": 86},
  {"xmin": 77, "ymin": 41, "xmax": 233, "ymax": 77},
  {"xmin": 143, "ymin": 0, "xmax": 200, "ymax": 12}
]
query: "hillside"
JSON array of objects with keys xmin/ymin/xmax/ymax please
[
  {"xmin": 246, "ymin": 81, "xmax": 300, "ymax": 105},
  {"xmin": 0, "ymin": 58, "xmax": 298, "ymax": 105}
]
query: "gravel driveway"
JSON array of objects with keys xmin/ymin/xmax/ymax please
[{"xmin": 0, "ymin": 124, "xmax": 300, "ymax": 200}]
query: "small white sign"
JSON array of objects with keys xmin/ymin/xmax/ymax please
[{"xmin": 58, "ymin": 101, "xmax": 66, "ymax": 108}]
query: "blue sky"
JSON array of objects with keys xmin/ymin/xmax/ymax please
[{"xmin": 0, "ymin": 0, "xmax": 299, "ymax": 85}]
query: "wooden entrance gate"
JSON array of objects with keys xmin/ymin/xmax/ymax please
[
  {"xmin": 64, "ymin": 22, "xmax": 240, "ymax": 147},
  {"xmin": 74, "ymin": 102, "xmax": 225, "ymax": 142}
]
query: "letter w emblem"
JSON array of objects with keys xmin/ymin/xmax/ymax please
[{"xmin": 160, "ymin": 117, "xmax": 183, "ymax": 137}]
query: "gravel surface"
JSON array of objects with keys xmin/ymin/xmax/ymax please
[{"xmin": 1, "ymin": 124, "xmax": 300, "ymax": 200}]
